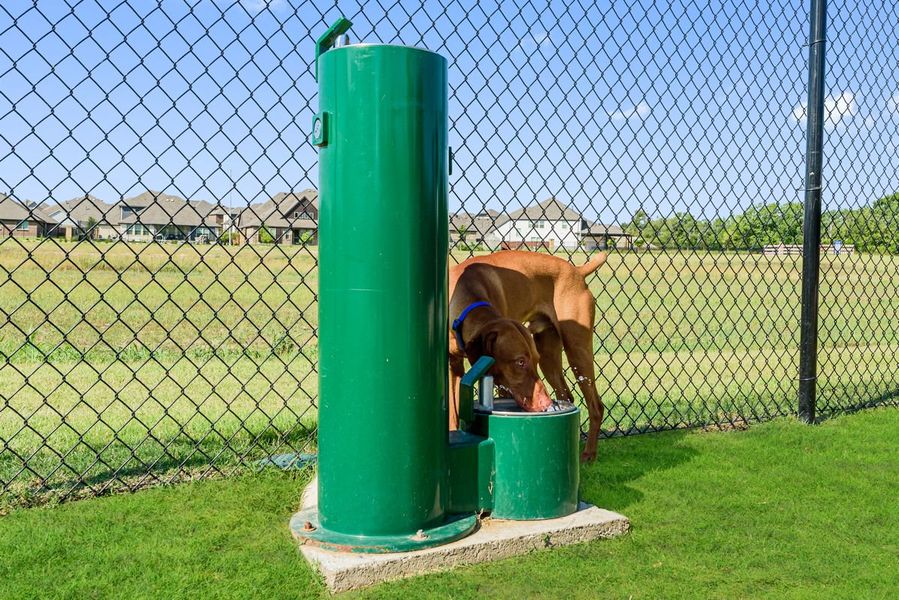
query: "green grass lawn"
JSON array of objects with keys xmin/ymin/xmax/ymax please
[
  {"xmin": 1, "ymin": 238, "xmax": 898, "ymax": 509},
  {"xmin": 1, "ymin": 409, "xmax": 896, "ymax": 599}
]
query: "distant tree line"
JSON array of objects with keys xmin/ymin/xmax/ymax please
[{"xmin": 626, "ymin": 193, "xmax": 899, "ymax": 254}]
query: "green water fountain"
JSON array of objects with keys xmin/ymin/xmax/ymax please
[{"xmin": 290, "ymin": 18, "xmax": 581, "ymax": 554}]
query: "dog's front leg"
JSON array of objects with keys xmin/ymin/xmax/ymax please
[{"xmin": 533, "ymin": 326, "xmax": 573, "ymax": 403}]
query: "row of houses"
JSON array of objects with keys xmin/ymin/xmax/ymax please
[
  {"xmin": 0, "ymin": 190, "xmax": 319, "ymax": 245},
  {"xmin": 2, "ymin": 191, "xmax": 633, "ymax": 250}
]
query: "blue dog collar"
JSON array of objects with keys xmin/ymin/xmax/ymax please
[{"xmin": 452, "ymin": 301, "xmax": 491, "ymax": 352}]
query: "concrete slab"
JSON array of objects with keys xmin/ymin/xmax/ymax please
[{"xmin": 290, "ymin": 477, "xmax": 629, "ymax": 593}]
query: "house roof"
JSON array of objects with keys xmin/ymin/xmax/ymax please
[
  {"xmin": 50, "ymin": 195, "xmax": 114, "ymax": 225},
  {"xmin": 209, "ymin": 205, "xmax": 242, "ymax": 218},
  {"xmin": 450, "ymin": 209, "xmax": 498, "ymax": 232},
  {"xmin": 116, "ymin": 191, "xmax": 218, "ymax": 227},
  {"xmin": 239, "ymin": 189, "xmax": 318, "ymax": 230},
  {"xmin": 582, "ymin": 222, "xmax": 628, "ymax": 236},
  {"xmin": 494, "ymin": 197, "xmax": 583, "ymax": 226},
  {"xmin": 0, "ymin": 194, "xmax": 57, "ymax": 224}
]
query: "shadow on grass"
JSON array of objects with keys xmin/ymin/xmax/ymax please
[
  {"xmin": 580, "ymin": 429, "xmax": 698, "ymax": 512},
  {"xmin": 816, "ymin": 384, "xmax": 899, "ymax": 423}
]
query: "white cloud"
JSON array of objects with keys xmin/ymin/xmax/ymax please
[
  {"xmin": 791, "ymin": 92, "xmax": 856, "ymax": 128},
  {"xmin": 887, "ymin": 94, "xmax": 899, "ymax": 114},
  {"xmin": 516, "ymin": 31, "xmax": 553, "ymax": 53},
  {"xmin": 240, "ymin": 0, "xmax": 284, "ymax": 13},
  {"xmin": 533, "ymin": 32, "xmax": 552, "ymax": 47},
  {"xmin": 608, "ymin": 102, "xmax": 651, "ymax": 121}
]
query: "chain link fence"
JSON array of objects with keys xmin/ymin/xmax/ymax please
[
  {"xmin": 815, "ymin": 0, "xmax": 899, "ymax": 416},
  {"xmin": 1, "ymin": 0, "xmax": 896, "ymax": 510}
]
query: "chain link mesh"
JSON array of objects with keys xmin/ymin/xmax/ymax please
[
  {"xmin": 0, "ymin": 1, "xmax": 895, "ymax": 510},
  {"xmin": 815, "ymin": 0, "xmax": 899, "ymax": 416}
]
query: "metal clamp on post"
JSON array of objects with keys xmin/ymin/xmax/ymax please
[
  {"xmin": 459, "ymin": 356, "xmax": 495, "ymax": 429},
  {"xmin": 314, "ymin": 17, "xmax": 352, "ymax": 81},
  {"xmin": 312, "ymin": 18, "xmax": 352, "ymax": 146}
]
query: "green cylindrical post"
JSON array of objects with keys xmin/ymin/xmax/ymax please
[{"xmin": 295, "ymin": 24, "xmax": 476, "ymax": 552}]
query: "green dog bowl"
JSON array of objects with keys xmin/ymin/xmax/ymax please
[{"xmin": 473, "ymin": 399, "xmax": 580, "ymax": 520}]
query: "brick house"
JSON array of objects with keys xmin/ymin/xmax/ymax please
[
  {"xmin": 450, "ymin": 209, "xmax": 498, "ymax": 248},
  {"xmin": 113, "ymin": 191, "xmax": 220, "ymax": 242},
  {"xmin": 239, "ymin": 190, "xmax": 318, "ymax": 245},
  {"xmin": 48, "ymin": 191, "xmax": 224, "ymax": 242},
  {"xmin": 47, "ymin": 194, "xmax": 118, "ymax": 240},
  {"xmin": 0, "ymin": 195, "xmax": 57, "ymax": 238},
  {"xmin": 113, "ymin": 190, "xmax": 221, "ymax": 242}
]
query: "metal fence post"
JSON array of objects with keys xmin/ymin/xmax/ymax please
[{"xmin": 798, "ymin": 0, "xmax": 828, "ymax": 423}]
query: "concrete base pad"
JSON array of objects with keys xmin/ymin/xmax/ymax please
[{"xmin": 291, "ymin": 477, "xmax": 629, "ymax": 593}]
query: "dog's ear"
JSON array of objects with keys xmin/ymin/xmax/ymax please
[
  {"xmin": 465, "ymin": 324, "xmax": 498, "ymax": 363},
  {"xmin": 513, "ymin": 321, "xmax": 541, "ymax": 360}
]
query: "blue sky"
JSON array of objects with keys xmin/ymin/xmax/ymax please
[{"xmin": 0, "ymin": 0, "xmax": 896, "ymax": 224}]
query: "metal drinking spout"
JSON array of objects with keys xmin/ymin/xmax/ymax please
[{"xmin": 479, "ymin": 375, "xmax": 494, "ymax": 410}]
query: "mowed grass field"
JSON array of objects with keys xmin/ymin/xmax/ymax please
[
  {"xmin": 1, "ymin": 410, "xmax": 897, "ymax": 598},
  {"xmin": 1, "ymin": 238, "xmax": 897, "ymax": 509}
]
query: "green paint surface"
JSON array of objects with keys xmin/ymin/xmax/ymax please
[
  {"xmin": 448, "ymin": 430, "xmax": 495, "ymax": 514},
  {"xmin": 474, "ymin": 406, "xmax": 580, "ymax": 520},
  {"xmin": 316, "ymin": 42, "xmax": 451, "ymax": 540}
]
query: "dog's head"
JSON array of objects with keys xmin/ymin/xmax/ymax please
[{"xmin": 464, "ymin": 318, "xmax": 553, "ymax": 412}]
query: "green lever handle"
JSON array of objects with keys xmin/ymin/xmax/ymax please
[
  {"xmin": 459, "ymin": 355, "xmax": 495, "ymax": 429},
  {"xmin": 315, "ymin": 17, "xmax": 352, "ymax": 81}
]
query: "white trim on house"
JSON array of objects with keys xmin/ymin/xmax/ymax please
[{"xmin": 485, "ymin": 197, "xmax": 585, "ymax": 250}]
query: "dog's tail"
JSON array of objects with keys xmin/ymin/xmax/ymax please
[{"xmin": 577, "ymin": 252, "xmax": 608, "ymax": 277}]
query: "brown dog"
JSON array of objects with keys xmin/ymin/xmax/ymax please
[{"xmin": 449, "ymin": 250, "xmax": 608, "ymax": 462}]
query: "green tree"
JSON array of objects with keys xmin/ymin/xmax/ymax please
[
  {"xmin": 720, "ymin": 202, "xmax": 803, "ymax": 250},
  {"xmin": 821, "ymin": 193, "xmax": 899, "ymax": 254},
  {"xmin": 865, "ymin": 193, "xmax": 899, "ymax": 254},
  {"xmin": 258, "ymin": 227, "xmax": 274, "ymax": 244},
  {"xmin": 456, "ymin": 224, "xmax": 470, "ymax": 245},
  {"xmin": 629, "ymin": 194, "xmax": 899, "ymax": 254},
  {"xmin": 84, "ymin": 216, "xmax": 98, "ymax": 240},
  {"xmin": 625, "ymin": 208, "xmax": 650, "ymax": 248}
]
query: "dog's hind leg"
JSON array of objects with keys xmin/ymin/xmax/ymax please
[{"xmin": 558, "ymin": 301, "xmax": 604, "ymax": 463}]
